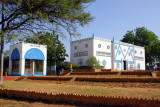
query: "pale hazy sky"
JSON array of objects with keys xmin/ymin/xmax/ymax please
[{"xmin": 62, "ymin": 0, "xmax": 160, "ymax": 61}]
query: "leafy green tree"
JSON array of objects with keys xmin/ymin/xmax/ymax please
[
  {"xmin": 86, "ymin": 56, "xmax": 100, "ymax": 68},
  {"xmin": 25, "ymin": 32, "xmax": 68, "ymax": 70},
  {"xmin": 0, "ymin": 0, "xmax": 95, "ymax": 84},
  {"xmin": 121, "ymin": 27, "xmax": 159, "ymax": 65}
]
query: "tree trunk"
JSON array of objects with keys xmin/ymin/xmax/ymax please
[{"xmin": 0, "ymin": 0, "xmax": 5, "ymax": 85}]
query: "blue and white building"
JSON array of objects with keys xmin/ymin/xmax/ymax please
[
  {"xmin": 9, "ymin": 43, "xmax": 47, "ymax": 76},
  {"xmin": 70, "ymin": 35, "xmax": 145, "ymax": 70}
]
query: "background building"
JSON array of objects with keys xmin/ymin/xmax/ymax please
[
  {"xmin": 70, "ymin": 35, "xmax": 145, "ymax": 70},
  {"xmin": 9, "ymin": 43, "xmax": 47, "ymax": 76}
]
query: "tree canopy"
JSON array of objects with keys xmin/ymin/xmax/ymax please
[
  {"xmin": 121, "ymin": 27, "xmax": 160, "ymax": 65},
  {"xmin": 25, "ymin": 32, "xmax": 68, "ymax": 69},
  {"xmin": 0, "ymin": 0, "xmax": 95, "ymax": 84},
  {"xmin": 0, "ymin": 0, "xmax": 94, "ymax": 37}
]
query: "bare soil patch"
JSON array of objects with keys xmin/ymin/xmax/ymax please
[{"xmin": 0, "ymin": 98, "xmax": 75, "ymax": 107}]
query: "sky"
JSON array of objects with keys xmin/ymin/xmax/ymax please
[
  {"xmin": 4, "ymin": 0, "xmax": 160, "ymax": 61},
  {"xmin": 62, "ymin": 0, "xmax": 160, "ymax": 61}
]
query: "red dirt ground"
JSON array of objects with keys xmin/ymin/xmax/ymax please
[{"xmin": 3, "ymin": 76, "xmax": 19, "ymax": 81}]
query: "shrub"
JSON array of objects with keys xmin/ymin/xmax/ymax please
[
  {"xmin": 86, "ymin": 56, "xmax": 100, "ymax": 68},
  {"xmin": 79, "ymin": 66, "xmax": 93, "ymax": 69},
  {"xmin": 72, "ymin": 65, "xmax": 80, "ymax": 69}
]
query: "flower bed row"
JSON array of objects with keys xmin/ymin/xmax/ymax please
[
  {"xmin": 75, "ymin": 77, "xmax": 160, "ymax": 82},
  {"xmin": 0, "ymin": 88, "xmax": 159, "ymax": 106},
  {"xmin": 121, "ymin": 71, "xmax": 152, "ymax": 76},
  {"xmin": 27, "ymin": 76, "xmax": 73, "ymax": 81}
]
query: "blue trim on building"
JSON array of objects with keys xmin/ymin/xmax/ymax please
[
  {"xmin": 78, "ymin": 59, "xmax": 84, "ymax": 65},
  {"xmin": 92, "ymin": 33, "xmax": 94, "ymax": 39},
  {"xmin": 74, "ymin": 51, "xmax": 88, "ymax": 57},
  {"xmin": 114, "ymin": 60, "xmax": 122, "ymax": 63},
  {"xmin": 24, "ymin": 48, "xmax": 45, "ymax": 60},
  {"xmin": 124, "ymin": 47, "xmax": 130, "ymax": 59},
  {"xmin": 98, "ymin": 44, "xmax": 101, "ymax": 48},
  {"xmin": 11, "ymin": 48, "xmax": 20, "ymax": 60},
  {"xmin": 8, "ymin": 74, "xmax": 21, "ymax": 76}
]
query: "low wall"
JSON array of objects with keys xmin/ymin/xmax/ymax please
[
  {"xmin": 0, "ymin": 89, "xmax": 159, "ymax": 106},
  {"xmin": 70, "ymin": 72, "xmax": 118, "ymax": 75},
  {"xmin": 73, "ymin": 69, "xmax": 110, "ymax": 72},
  {"xmin": 75, "ymin": 77, "xmax": 160, "ymax": 83},
  {"xmin": 73, "ymin": 69, "xmax": 95, "ymax": 72},
  {"xmin": 27, "ymin": 77, "xmax": 73, "ymax": 81},
  {"xmin": 121, "ymin": 71, "xmax": 152, "ymax": 76}
]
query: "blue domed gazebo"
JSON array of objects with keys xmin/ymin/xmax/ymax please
[{"xmin": 9, "ymin": 43, "xmax": 47, "ymax": 76}]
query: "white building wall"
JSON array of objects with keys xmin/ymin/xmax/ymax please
[
  {"xmin": 22, "ymin": 43, "xmax": 47, "ymax": 75},
  {"xmin": 70, "ymin": 36, "xmax": 145, "ymax": 70},
  {"xmin": 93, "ymin": 37, "xmax": 112, "ymax": 69},
  {"xmin": 9, "ymin": 43, "xmax": 22, "ymax": 75},
  {"xmin": 70, "ymin": 37, "xmax": 93, "ymax": 66},
  {"xmin": 113, "ymin": 41, "xmax": 135, "ymax": 70},
  {"xmin": 134, "ymin": 46, "xmax": 145, "ymax": 70},
  {"xmin": 9, "ymin": 43, "xmax": 47, "ymax": 76}
]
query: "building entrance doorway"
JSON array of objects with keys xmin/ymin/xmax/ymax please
[
  {"xmin": 24, "ymin": 59, "xmax": 43, "ymax": 76},
  {"xmin": 123, "ymin": 61, "xmax": 127, "ymax": 70}
]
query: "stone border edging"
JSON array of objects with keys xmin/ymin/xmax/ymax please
[{"xmin": 0, "ymin": 88, "xmax": 160, "ymax": 106}]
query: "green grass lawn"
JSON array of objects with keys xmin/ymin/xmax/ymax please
[{"xmin": 1, "ymin": 80, "xmax": 160, "ymax": 100}]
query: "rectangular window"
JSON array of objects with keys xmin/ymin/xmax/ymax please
[
  {"xmin": 34, "ymin": 60, "xmax": 43, "ymax": 75},
  {"xmin": 85, "ymin": 44, "xmax": 88, "ymax": 48},
  {"xmin": 25, "ymin": 59, "xmax": 30, "ymax": 69},
  {"xmin": 74, "ymin": 46, "xmax": 77, "ymax": 50},
  {"xmin": 78, "ymin": 59, "xmax": 84, "ymax": 65},
  {"xmin": 12, "ymin": 60, "xmax": 19, "ymax": 73},
  {"xmin": 84, "ymin": 51, "xmax": 88, "ymax": 56},
  {"xmin": 74, "ymin": 51, "xmax": 88, "ymax": 57}
]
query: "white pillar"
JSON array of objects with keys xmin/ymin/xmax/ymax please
[
  {"xmin": 8, "ymin": 60, "xmax": 12, "ymax": 75},
  {"xmin": 43, "ymin": 60, "xmax": 46, "ymax": 75},
  {"xmin": 32, "ymin": 61, "xmax": 35, "ymax": 76},
  {"xmin": 21, "ymin": 59, "xmax": 25, "ymax": 75}
]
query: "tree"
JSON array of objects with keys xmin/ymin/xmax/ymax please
[
  {"xmin": 86, "ymin": 56, "xmax": 100, "ymax": 68},
  {"xmin": 0, "ymin": 0, "xmax": 95, "ymax": 85},
  {"xmin": 25, "ymin": 32, "xmax": 68, "ymax": 70},
  {"xmin": 121, "ymin": 27, "xmax": 160, "ymax": 65}
]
